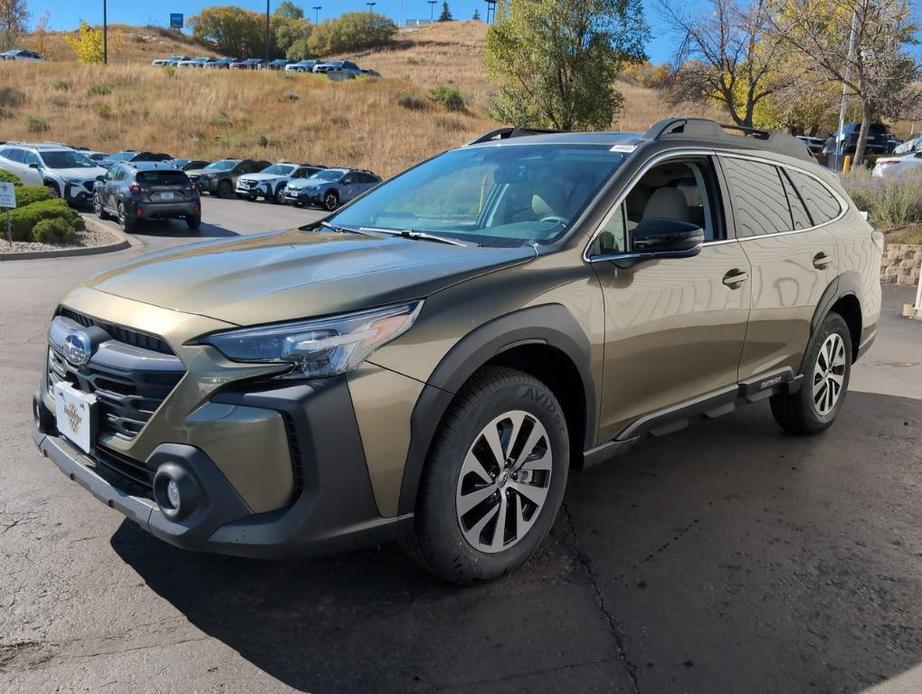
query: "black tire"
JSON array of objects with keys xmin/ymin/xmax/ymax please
[
  {"xmin": 186, "ymin": 214, "xmax": 201, "ymax": 230},
  {"xmin": 323, "ymin": 190, "xmax": 339, "ymax": 211},
  {"xmin": 45, "ymin": 181, "xmax": 61, "ymax": 198},
  {"xmin": 117, "ymin": 201, "xmax": 134, "ymax": 233},
  {"xmin": 93, "ymin": 193, "xmax": 107, "ymax": 220},
  {"xmin": 217, "ymin": 179, "xmax": 233, "ymax": 199},
  {"xmin": 274, "ymin": 186, "xmax": 286, "ymax": 205},
  {"xmin": 400, "ymin": 366, "xmax": 569, "ymax": 584},
  {"xmin": 771, "ymin": 312, "xmax": 852, "ymax": 435}
]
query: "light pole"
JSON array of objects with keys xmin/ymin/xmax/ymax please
[
  {"xmin": 428, "ymin": 0, "xmax": 437, "ymax": 21},
  {"xmin": 103, "ymin": 0, "xmax": 108, "ymax": 65},
  {"xmin": 265, "ymin": 0, "xmax": 271, "ymax": 63},
  {"xmin": 313, "ymin": 5, "xmax": 322, "ymax": 22},
  {"xmin": 366, "ymin": 1, "xmax": 376, "ymax": 11}
]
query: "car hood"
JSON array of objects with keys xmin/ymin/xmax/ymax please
[
  {"xmin": 55, "ymin": 166, "xmax": 107, "ymax": 181},
  {"xmin": 239, "ymin": 173, "xmax": 283, "ymax": 183},
  {"xmin": 81, "ymin": 228, "xmax": 536, "ymax": 326}
]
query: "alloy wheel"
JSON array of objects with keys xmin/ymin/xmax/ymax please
[
  {"xmin": 812, "ymin": 333, "xmax": 847, "ymax": 416},
  {"xmin": 455, "ymin": 410, "xmax": 553, "ymax": 554}
]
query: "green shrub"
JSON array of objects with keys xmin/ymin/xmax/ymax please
[
  {"xmin": 8, "ymin": 199, "xmax": 84, "ymax": 242},
  {"xmin": 53, "ymin": 79, "xmax": 71, "ymax": 91},
  {"xmin": 26, "ymin": 116, "xmax": 51, "ymax": 133},
  {"xmin": 841, "ymin": 169, "xmax": 922, "ymax": 228},
  {"xmin": 0, "ymin": 87, "xmax": 25, "ymax": 108},
  {"xmin": 97, "ymin": 103, "xmax": 112, "ymax": 119},
  {"xmin": 87, "ymin": 83, "xmax": 112, "ymax": 96},
  {"xmin": 308, "ymin": 12, "xmax": 397, "ymax": 55},
  {"xmin": 14, "ymin": 185, "xmax": 53, "ymax": 207},
  {"xmin": 0, "ymin": 170, "xmax": 21, "ymax": 186},
  {"xmin": 430, "ymin": 86, "xmax": 466, "ymax": 112},
  {"xmin": 32, "ymin": 217, "xmax": 78, "ymax": 244},
  {"xmin": 163, "ymin": 66, "xmax": 176, "ymax": 79},
  {"xmin": 397, "ymin": 91, "xmax": 428, "ymax": 111}
]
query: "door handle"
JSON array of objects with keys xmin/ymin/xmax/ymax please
[
  {"xmin": 813, "ymin": 252, "xmax": 831, "ymax": 270},
  {"xmin": 722, "ymin": 269, "xmax": 749, "ymax": 288}
]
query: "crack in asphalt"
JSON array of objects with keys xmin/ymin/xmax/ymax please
[
  {"xmin": 561, "ymin": 503, "xmax": 641, "ymax": 694},
  {"xmin": 435, "ymin": 657, "xmax": 619, "ymax": 691},
  {"xmin": 639, "ymin": 518, "xmax": 700, "ymax": 566}
]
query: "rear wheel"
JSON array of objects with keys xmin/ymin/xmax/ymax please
[
  {"xmin": 771, "ymin": 312, "xmax": 852, "ymax": 435},
  {"xmin": 217, "ymin": 180, "xmax": 233, "ymax": 199},
  {"xmin": 186, "ymin": 214, "xmax": 201, "ymax": 230},
  {"xmin": 117, "ymin": 201, "xmax": 134, "ymax": 233},
  {"xmin": 400, "ymin": 366, "xmax": 569, "ymax": 583}
]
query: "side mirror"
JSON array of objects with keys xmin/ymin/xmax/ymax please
[
  {"xmin": 28, "ymin": 162, "xmax": 39, "ymax": 169},
  {"xmin": 96, "ymin": 175, "xmax": 106, "ymax": 182},
  {"xmin": 591, "ymin": 218, "xmax": 704, "ymax": 268}
]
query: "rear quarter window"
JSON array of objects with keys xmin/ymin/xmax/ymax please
[{"xmin": 787, "ymin": 171, "xmax": 842, "ymax": 225}]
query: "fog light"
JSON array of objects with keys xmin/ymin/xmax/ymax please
[{"xmin": 153, "ymin": 462, "xmax": 203, "ymax": 522}]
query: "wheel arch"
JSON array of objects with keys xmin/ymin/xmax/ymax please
[
  {"xmin": 396, "ymin": 304, "xmax": 596, "ymax": 515},
  {"xmin": 808, "ymin": 272, "xmax": 863, "ymax": 365}
]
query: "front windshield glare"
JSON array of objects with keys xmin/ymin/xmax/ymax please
[
  {"xmin": 262, "ymin": 165, "xmax": 295, "ymax": 175},
  {"xmin": 206, "ymin": 160, "xmax": 237, "ymax": 171},
  {"xmin": 40, "ymin": 151, "xmax": 94, "ymax": 169},
  {"xmin": 330, "ymin": 144, "xmax": 627, "ymax": 246},
  {"xmin": 310, "ymin": 169, "xmax": 345, "ymax": 182}
]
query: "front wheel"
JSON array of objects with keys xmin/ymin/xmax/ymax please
[
  {"xmin": 217, "ymin": 180, "xmax": 233, "ymax": 199},
  {"xmin": 274, "ymin": 186, "xmax": 286, "ymax": 205},
  {"xmin": 93, "ymin": 193, "xmax": 107, "ymax": 219},
  {"xmin": 771, "ymin": 312, "xmax": 852, "ymax": 435},
  {"xmin": 400, "ymin": 366, "xmax": 569, "ymax": 583},
  {"xmin": 323, "ymin": 191, "xmax": 339, "ymax": 211}
]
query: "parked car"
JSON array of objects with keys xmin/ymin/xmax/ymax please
[
  {"xmin": 231, "ymin": 58, "xmax": 265, "ymax": 70},
  {"xmin": 0, "ymin": 49, "xmax": 44, "ymax": 62},
  {"xmin": 796, "ymin": 135, "xmax": 825, "ymax": 156},
  {"xmin": 152, "ymin": 55, "xmax": 190, "ymax": 66},
  {"xmin": 31, "ymin": 118, "xmax": 883, "ymax": 583},
  {"xmin": 188, "ymin": 158, "xmax": 271, "ymax": 198},
  {"xmin": 359, "ymin": 68, "xmax": 382, "ymax": 78},
  {"xmin": 313, "ymin": 60, "xmax": 361, "ymax": 76},
  {"xmin": 264, "ymin": 59, "xmax": 292, "ymax": 71},
  {"xmin": 285, "ymin": 167, "xmax": 381, "ymax": 210},
  {"xmin": 93, "ymin": 161, "xmax": 201, "ymax": 232},
  {"xmin": 205, "ymin": 58, "xmax": 236, "ymax": 69},
  {"xmin": 177, "ymin": 57, "xmax": 217, "ymax": 68},
  {"xmin": 822, "ymin": 122, "xmax": 891, "ymax": 159},
  {"xmin": 285, "ymin": 60, "xmax": 319, "ymax": 73},
  {"xmin": 169, "ymin": 159, "xmax": 211, "ymax": 172},
  {"xmin": 98, "ymin": 150, "xmax": 173, "ymax": 170},
  {"xmin": 871, "ymin": 150, "xmax": 922, "ymax": 178},
  {"xmin": 0, "ymin": 143, "xmax": 106, "ymax": 205},
  {"xmin": 236, "ymin": 162, "xmax": 327, "ymax": 204},
  {"xmin": 84, "ymin": 151, "xmax": 110, "ymax": 165},
  {"xmin": 893, "ymin": 135, "xmax": 921, "ymax": 155}
]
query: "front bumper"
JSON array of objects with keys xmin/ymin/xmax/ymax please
[
  {"xmin": 236, "ymin": 182, "xmax": 269, "ymax": 197},
  {"xmin": 64, "ymin": 182, "xmax": 95, "ymax": 206},
  {"xmin": 33, "ymin": 378, "xmax": 413, "ymax": 559}
]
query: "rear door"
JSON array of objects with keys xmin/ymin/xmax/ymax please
[{"xmin": 719, "ymin": 155, "xmax": 840, "ymax": 380}]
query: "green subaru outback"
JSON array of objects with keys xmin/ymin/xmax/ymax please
[{"xmin": 33, "ymin": 118, "xmax": 882, "ymax": 582}]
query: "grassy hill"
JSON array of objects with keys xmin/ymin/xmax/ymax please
[
  {"xmin": 1, "ymin": 21, "xmax": 722, "ymax": 177},
  {"xmin": 24, "ymin": 24, "xmax": 218, "ymax": 63}
]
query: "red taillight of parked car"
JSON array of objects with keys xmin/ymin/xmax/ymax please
[
  {"xmin": 187, "ymin": 184, "xmax": 198, "ymax": 193},
  {"xmin": 129, "ymin": 183, "xmax": 142, "ymax": 194},
  {"xmin": 135, "ymin": 207, "xmax": 144, "ymax": 217},
  {"xmin": 192, "ymin": 202, "xmax": 200, "ymax": 214}
]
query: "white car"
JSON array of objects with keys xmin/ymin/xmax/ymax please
[
  {"xmin": 0, "ymin": 144, "xmax": 107, "ymax": 206},
  {"xmin": 235, "ymin": 162, "xmax": 326, "ymax": 204},
  {"xmin": 0, "ymin": 49, "xmax": 44, "ymax": 62},
  {"xmin": 871, "ymin": 150, "xmax": 922, "ymax": 178},
  {"xmin": 285, "ymin": 60, "xmax": 319, "ymax": 73},
  {"xmin": 152, "ymin": 55, "xmax": 190, "ymax": 66}
]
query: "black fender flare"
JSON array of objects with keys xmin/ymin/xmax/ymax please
[
  {"xmin": 803, "ymin": 271, "xmax": 864, "ymax": 370},
  {"xmin": 396, "ymin": 303, "xmax": 596, "ymax": 515}
]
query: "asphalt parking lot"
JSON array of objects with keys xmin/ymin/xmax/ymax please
[{"xmin": 1, "ymin": 200, "xmax": 921, "ymax": 693}]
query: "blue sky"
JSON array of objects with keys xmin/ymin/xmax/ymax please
[{"xmin": 30, "ymin": 0, "xmax": 690, "ymax": 64}]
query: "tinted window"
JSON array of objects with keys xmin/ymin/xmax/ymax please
[
  {"xmin": 137, "ymin": 170, "xmax": 189, "ymax": 186},
  {"xmin": 787, "ymin": 170, "xmax": 842, "ymax": 225},
  {"xmin": 1, "ymin": 148, "xmax": 21, "ymax": 162},
  {"xmin": 780, "ymin": 169, "xmax": 812, "ymax": 230},
  {"xmin": 720, "ymin": 158, "xmax": 791, "ymax": 237},
  {"xmin": 22, "ymin": 151, "xmax": 40, "ymax": 166}
]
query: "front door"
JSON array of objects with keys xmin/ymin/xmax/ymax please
[
  {"xmin": 717, "ymin": 156, "xmax": 840, "ymax": 380},
  {"xmin": 590, "ymin": 155, "xmax": 752, "ymax": 439}
]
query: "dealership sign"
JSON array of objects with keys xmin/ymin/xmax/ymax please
[{"xmin": 170, "ymin": 13, "xmax": 184, "ymax": 29}]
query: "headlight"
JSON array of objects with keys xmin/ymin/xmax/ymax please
[{"xmin": 199, "ymin": 301, "xmax": 423, "ymax": 379}]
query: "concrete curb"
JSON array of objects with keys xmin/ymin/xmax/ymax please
[{"xmin": 0, "ymin": 217, "xmax": 137, "ymax": 262}]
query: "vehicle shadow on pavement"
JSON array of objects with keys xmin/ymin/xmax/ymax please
[
  {"xmin": 111, "ymin": 391, "xmax": 922, "ymax": 694},
  {"xmin": 130, "ymin": 220, "xmax": 239, "ymax": 240}
]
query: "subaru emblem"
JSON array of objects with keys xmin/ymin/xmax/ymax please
[{"xmin": 63, "ymin": 331, "xmax": 93, "ymax": 366}]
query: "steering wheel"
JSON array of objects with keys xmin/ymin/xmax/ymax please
[{"xmin": 537, "ymin": 215, "xmax": 568, "ymax": 227}]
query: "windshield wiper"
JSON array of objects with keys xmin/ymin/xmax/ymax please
[
  {"xmin": 358, "ymin": 226, "xmax": 471, "ymax": 247},
  {"xmin": 319, "ymin": 221, "xmax": 372, "ymax": 236}
]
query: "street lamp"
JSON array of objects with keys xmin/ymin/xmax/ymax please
[
  {"xmin": 103, "ymin": 0, "xmax": 108, "ymax": 65},
  {"xmin": 366, "ymin": 1, "xmax": 376, "ymax": 11},
  {"xmin": 428, "ymin": 0, "xmax": 437, "ymax": 21},
  {"xmin": 312, "ymin": 5, "xmax": 322, "ymax": 22},
  {"xmin": 265, "ymin": 0, "xmax": 271, "ymax": 62}
]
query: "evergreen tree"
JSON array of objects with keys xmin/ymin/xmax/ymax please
[
  {"xmin": 438, "ymin": 2, "xmax": 453, "ymax": 21},
  {"xmin": 472, "ymin": 8, "xmax": 481, "ymax": 21}
]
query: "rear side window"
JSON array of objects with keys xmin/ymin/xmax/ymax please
[
  {"xmin": 720, "ymin": 157, "xmax": 791, "ymax": 237},
  {"xmin": 787, "ymin": 170, "xmax": 842, "ymax": 225},
  {"xmin": 780, "ymin": 170, "xmax": 812, "ymax": 230},
  {"xmin": 138, "ymin": 170, "xmax": 189, "ymax": 186}
]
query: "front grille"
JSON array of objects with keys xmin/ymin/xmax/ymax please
[
  {"xmin": 245, "ymin": 180, "xmax": 258, "ymax": 188},
  {"xmin": 93, "ymin": 444, "xmax": 155, "ymax": 497},
  {"xmin": 48, "ymin": 316, "xmax": 185, "ymax": 443},
  {"xmin": 82, "ymin": 181, "xmax": 95, "ymax": 192},
  {"xmin": 58, "ymin": 307, "xmax": 174, "ymax": 355}
]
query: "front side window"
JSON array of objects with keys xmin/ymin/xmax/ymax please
[
  {"xmin": 332, "ymin": 144, "xmax": 629, "ymax": 247},
  {"xmin": 22, "ymin": 151, "xmax": 40, "ymax": 167},
  {"xmin": 720, "ymin": 157, "xmax": 792, "ymax": 237}
]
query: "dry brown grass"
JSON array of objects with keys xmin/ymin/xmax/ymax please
[
  {"xmin": 4, "ymin": 22, "xmax": 736, "ymax": 176},
  {"xmin": 24, "ymin": 24, "xmax": 217, "ymax": 64}
]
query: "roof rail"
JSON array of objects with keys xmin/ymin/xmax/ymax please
[
  {"xmin": 467, "ymin": 126, "xmax": 566, "ymax": 146},
  {"xmin": 645, "ymin": 117, "xmax": 813, "ymax": 162}
]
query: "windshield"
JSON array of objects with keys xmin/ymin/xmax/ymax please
[
  {"xmin": 309, "ymin": 169, "xmax": 345, "ymax": 182},
  {"xmin": 109, "ymin": 151, "xmax": 136, "ymax": 162},
  {"xmin": 205, "ymin": 160, "xmax": 238, "ymax": 172},
  {"xmin": 39, "ymin": 150, "xmax": 95, "ymax": 169},
  {"xmin": 260, "ymin": 165, "xmax": 295, "ymax": 176},
  {"xmin": 331, "ymin": 144, "xmax": 628, "ymax": 246}
]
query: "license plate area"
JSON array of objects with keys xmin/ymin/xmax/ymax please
[
  {"xmin": 53, "ymin": 383, "xmax": 97, "ymax": 454},
  {"xmin": 158, "ymin": 191, "xmax": 175, "ymax": 201}
]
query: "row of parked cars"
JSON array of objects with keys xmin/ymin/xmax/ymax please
[
  {"xmin": 151, "ymin": 55, "xmax": 380, "ymax": 78},
  {"xmin": 0, "ymin": 140, "xmax": 383, "ymax": 232}
]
